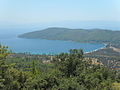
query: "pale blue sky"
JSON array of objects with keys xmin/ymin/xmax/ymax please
[{"xmin": 0, "ymin": 0, "xmax": 120, "ymax": 24}]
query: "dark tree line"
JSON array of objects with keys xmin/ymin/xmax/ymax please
[{"xmin": 0, "ymin": 45, "xmax": 120, "ymax": 90}]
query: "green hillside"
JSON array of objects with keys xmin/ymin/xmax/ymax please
[
  {"xmin": 1, "ymin": 45, "xmax": 120, "ymax": 90},
  {"xmin": 19, "ymin": 27, "xmax": 120, "ymax": 43}
]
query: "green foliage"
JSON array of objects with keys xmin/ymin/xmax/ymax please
[
  {"xmin": 54, "ymin": 49, "xmax": 84, "ymax": 77},
  {"xmin": 0, "ymin": 45, "xmax": 10, "ymax": 89},
  {"xmin": 0, "ymin": 44, "xmax": 9, "ymax": 60},
  {"xmin": 0, "ymin": 46, "xmax": 119, "ymax": 90},
  {"xmin": 19, "ymin": 27, "xmax": 120, "ymax": 44},
  {"xmin": 112, "ymin": 83, "xmax": 120, "ymax": 90},
  {"xmin": 58, "ymin": 77, "xmax": 82, "ymax": 90}
]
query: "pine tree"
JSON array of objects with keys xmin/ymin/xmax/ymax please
[{"xmin": 0, "ymin": 45, "xmax": 10, "ymax": 89}]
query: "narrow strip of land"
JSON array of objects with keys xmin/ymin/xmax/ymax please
[{"xmin": 110, "ymin": 46, "xmax": 120, "ymax": 53}]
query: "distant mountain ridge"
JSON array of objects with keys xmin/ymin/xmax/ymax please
[{"xmin": 18, "ymin": 27, "xmax": 120, "ymax": 44}]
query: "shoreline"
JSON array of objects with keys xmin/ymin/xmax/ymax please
[
  {"xmin": 13, "ymin": 43, "xmax": 107, "ymax": 55},
  {"xmin": 2, "ymin": 37, "xmax": 107, "ymax": 55},
  {"xmin": 19, "ymin": 37, "xmax": 107, "ymax": 54},
  {"xmin": 85, "ymin": 43, "xmax": 107, "ymax": 54}
]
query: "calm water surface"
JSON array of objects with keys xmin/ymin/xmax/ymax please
[
  {"xmin": 0, "ymin": 37, "xmax": 104, "ymax": 54},
  {"xmin": 0, "ymin": 28, "xmax": 105, "ymax": 54}
]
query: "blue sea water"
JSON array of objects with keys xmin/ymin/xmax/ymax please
[
  {"xmin": 0, "ymin": 37, "xmax": 104, "ymax": 55},
  {"xmin": 1, "ymin": 21, "xmax": 120, "ymax": 54},
  {"xmin": 0, "ymin": 23, "xmax": 110, "ymax": 54}
]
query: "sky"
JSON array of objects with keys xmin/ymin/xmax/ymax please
[{"xmin": 0, "ymin": 0, "xmax": 120, "ymax": 24}]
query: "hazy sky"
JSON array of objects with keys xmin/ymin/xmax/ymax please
[{"xmin": 0, "ymin": 0, "xmax": 120, "ymax": 24}]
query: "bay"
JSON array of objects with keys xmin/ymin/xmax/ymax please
[
  {"xmin": 0, "ymin": 27, "xmax": 104, "ymax": 55},
  {"xmin": 0, "ymin": 37, "xmax": 104, "ymax": 55}
]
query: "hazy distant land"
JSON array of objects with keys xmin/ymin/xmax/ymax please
[{"xmin": 19, "ymin": 27, "xmax": 120, "ymax": 47}]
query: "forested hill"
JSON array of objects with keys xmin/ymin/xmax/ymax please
[{"xmin": 19, "ymin": 27, "xmax": 120, "ymax": 43}]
